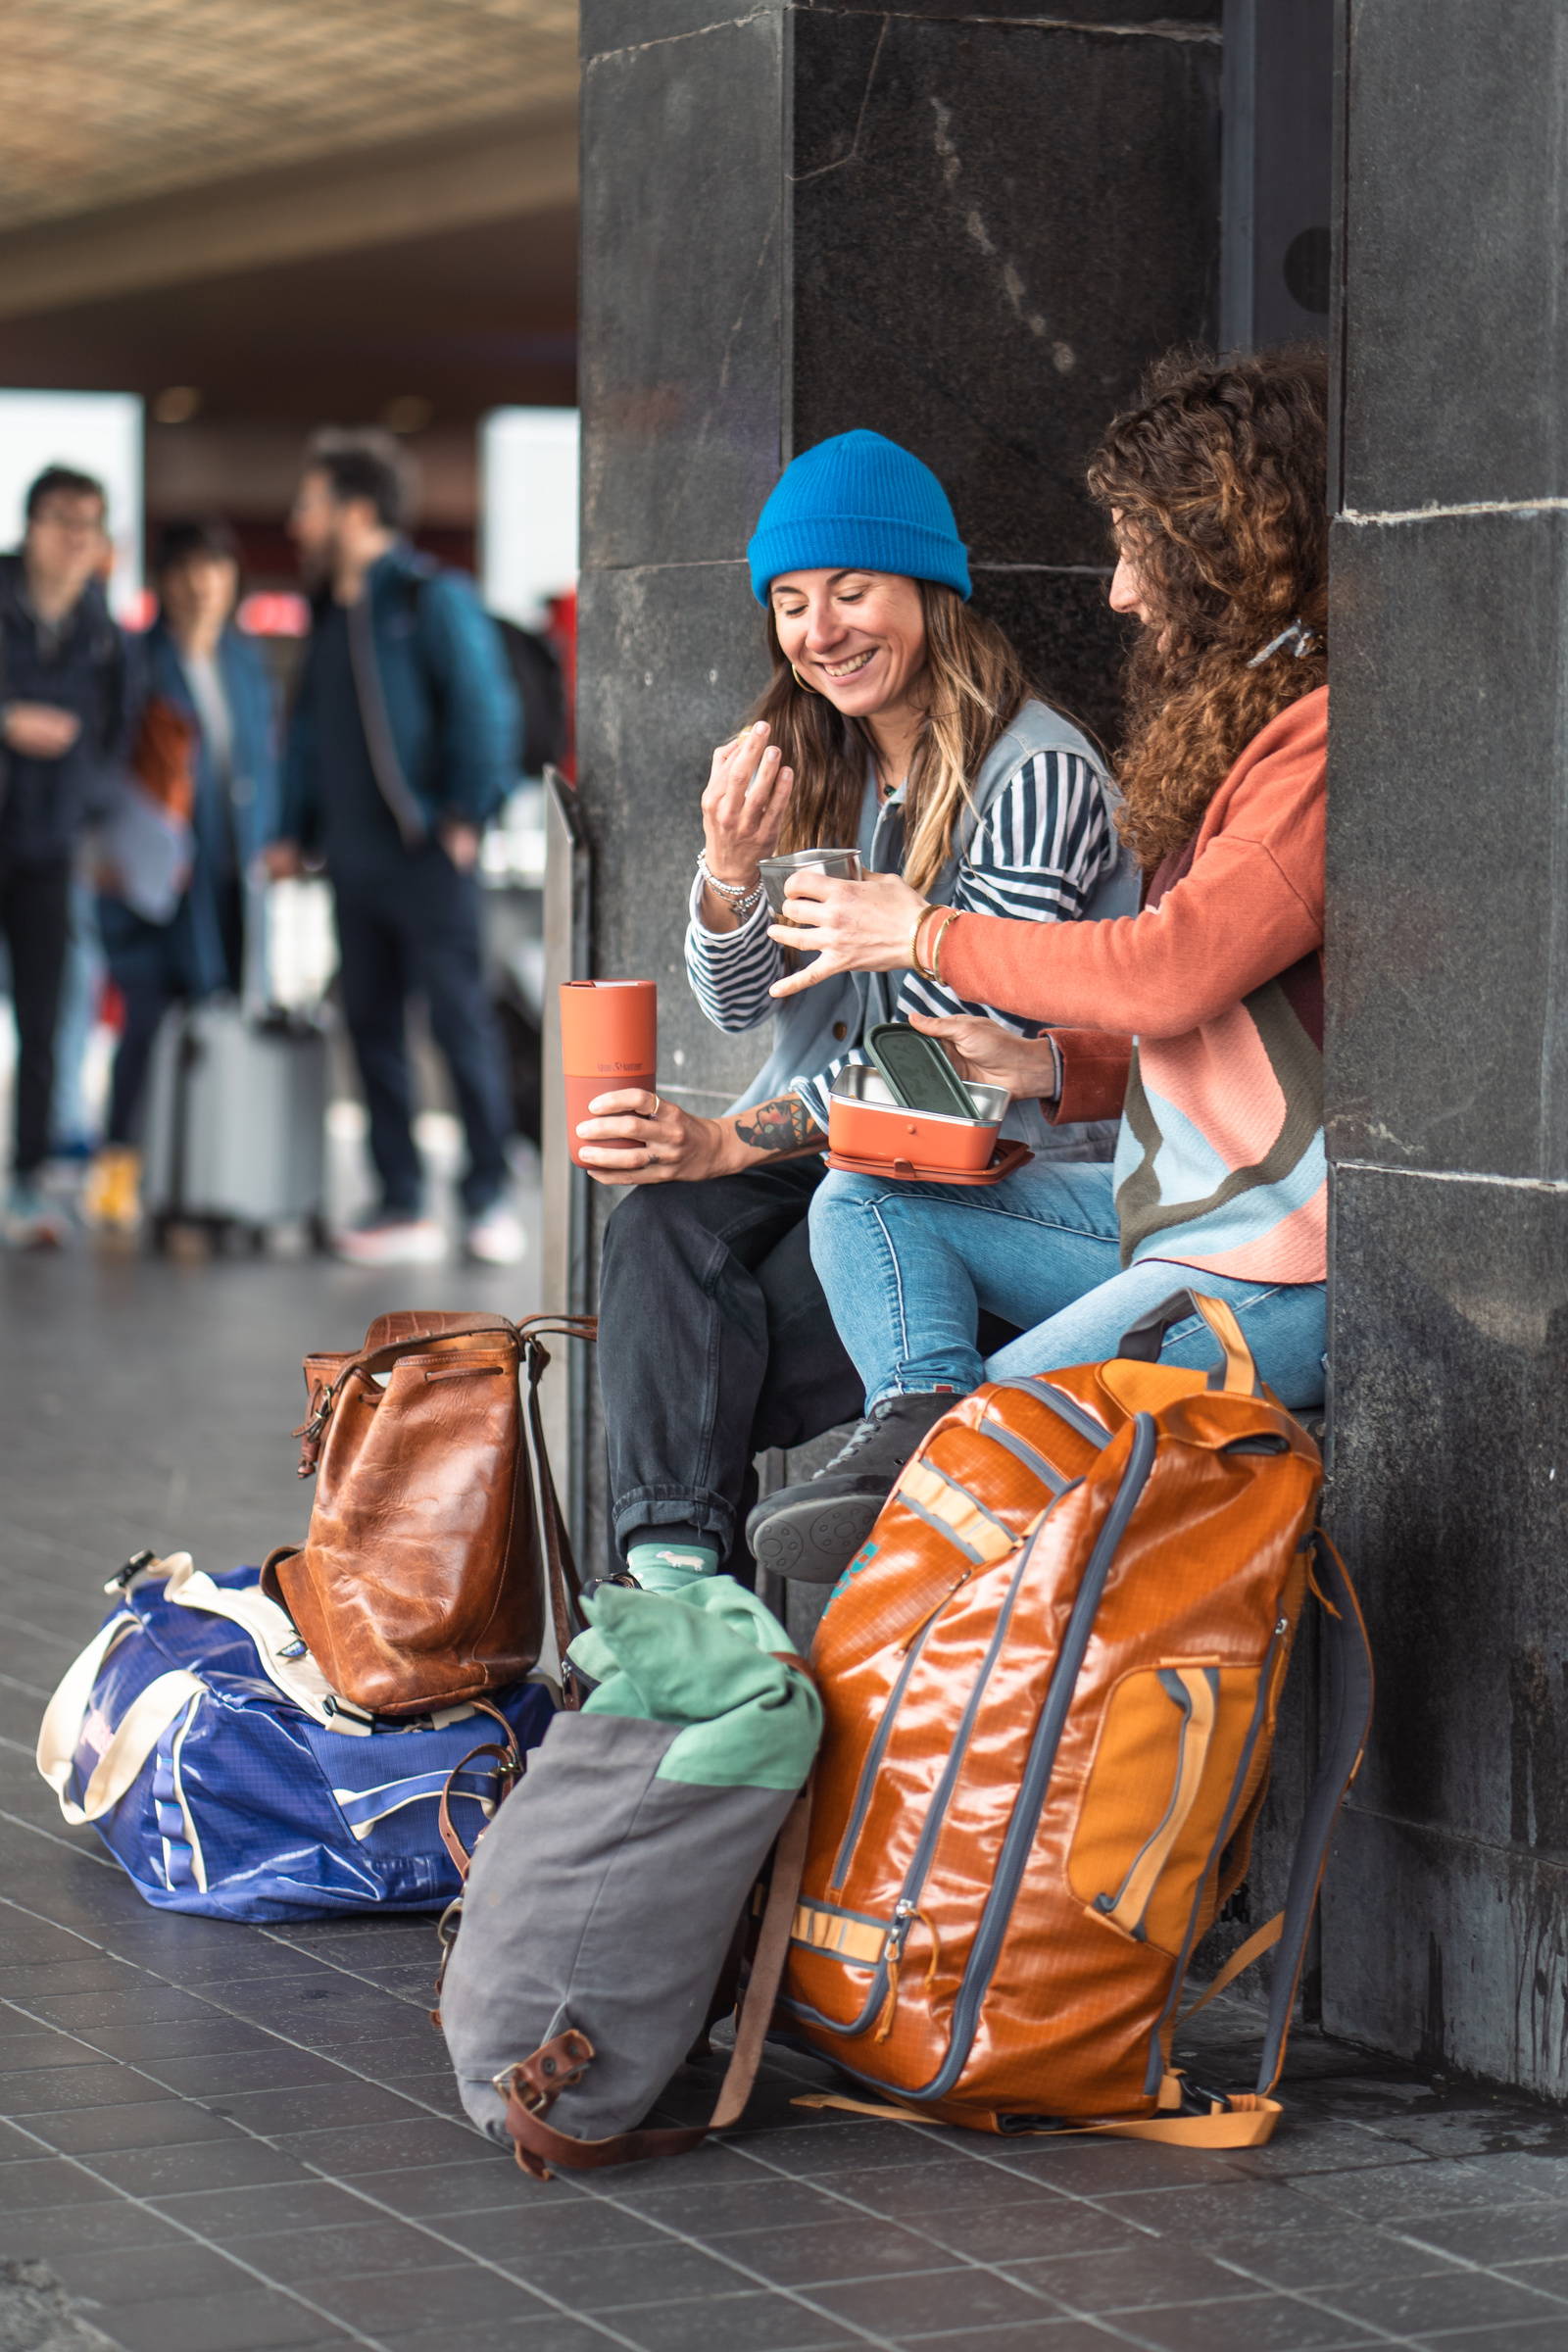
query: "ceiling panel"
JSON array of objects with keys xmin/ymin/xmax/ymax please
[{"xmin": 0, "ymin": 0, "xmax": 578, "ymax": 232}]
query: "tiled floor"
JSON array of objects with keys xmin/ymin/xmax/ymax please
[{"xmin": 4, "ymin": 1241, "xmax": 1568, "ymax": 2352}]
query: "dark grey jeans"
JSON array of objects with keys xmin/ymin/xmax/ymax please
[{"xmin": 598, "ymin": 1157, "xmax": 863, "ymax": 1576}]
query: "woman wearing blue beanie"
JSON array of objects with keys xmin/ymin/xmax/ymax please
[{"xmin": 576, "ymin": 429, "xmax": 1134, "ymax": 1591}]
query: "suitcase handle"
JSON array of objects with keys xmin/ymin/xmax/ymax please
[{"xmin": 1115, "ymin": 1291, "xmax": 1260, "ymax": 1396}]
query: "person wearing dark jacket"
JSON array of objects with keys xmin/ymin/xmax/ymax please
[
  {"xmin": 86, "ymin": 519, "xmax": 278, "ymax": 1233},
  {"xmin": 0, "ymin": 466, "xmax": 131, "ymax": 1248},
  {"xmin": 268, "ymin": 431, "xmax": 522, "ymax": 1267}
]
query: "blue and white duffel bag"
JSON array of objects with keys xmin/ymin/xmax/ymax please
[{"xmin": 37, "ymin": 1553, "xmax": 556, "ymax": 1921}]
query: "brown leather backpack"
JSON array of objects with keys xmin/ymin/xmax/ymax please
[{"xmin": 263, "ymin": 1312, "xmax": 595, "ymax": 1719}]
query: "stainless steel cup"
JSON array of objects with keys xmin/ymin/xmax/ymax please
[{"xmin": 757, "ymin": 846, "xmax": 864, "ymax": 919}]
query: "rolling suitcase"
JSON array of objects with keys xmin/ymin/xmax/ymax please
[{"xmin": 142, "ymin": 997, "xmax": 330, "ymax": 1250}]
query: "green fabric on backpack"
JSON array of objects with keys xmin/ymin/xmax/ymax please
[{"xmin": 566, "ymin": 1576, "xmax": 820, "ymax": 1790}]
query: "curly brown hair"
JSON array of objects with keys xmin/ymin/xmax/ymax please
[{"xmin": 1086, "ymin": 344, "xmax": 1329, "ymax": 871}]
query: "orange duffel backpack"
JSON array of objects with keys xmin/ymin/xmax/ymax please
[{"xmin": 782, "ymin": 1289, "xmax": 1372, "ymax": 2149}]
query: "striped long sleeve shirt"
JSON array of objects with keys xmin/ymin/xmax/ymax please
[{"xmin": 685, "ymin": 751, "xmax": 1117, "ymax": 1129}]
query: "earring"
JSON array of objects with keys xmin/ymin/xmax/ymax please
[{"xmin": 790, "ymin": 663, "xmax": 820, "ymax": 697}]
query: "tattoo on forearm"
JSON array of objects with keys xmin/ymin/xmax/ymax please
[{"xmin": 733, "ymin": 1094, "xmax": 825, "ymax": 1159}]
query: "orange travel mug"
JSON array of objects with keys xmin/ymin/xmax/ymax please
[{"xmin": 560, "ymin": 980, "xmax": 658, "ymax": 1167}]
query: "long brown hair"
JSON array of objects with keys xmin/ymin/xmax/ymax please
[
  {"xmin": 1086, "ymin": 345, "xmax": 1329, "ymax": 871},
  {"xmin": 747, "ymin": 584, "xmax": 1035, "ymax": 894}
]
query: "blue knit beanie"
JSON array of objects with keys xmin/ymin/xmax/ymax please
[{"xmin": 747, "ymin": 429, "xmax": 971, "ymax": 604}]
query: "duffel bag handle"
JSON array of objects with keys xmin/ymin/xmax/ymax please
[{"xmin": 1115, "ymin": 1290, "xmax": 1260, "ymax": 1396}]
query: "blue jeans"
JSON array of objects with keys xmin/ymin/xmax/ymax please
[{"xmin": 809, "ymin": 1158, "xmax": 1327, "ymax": 1412}]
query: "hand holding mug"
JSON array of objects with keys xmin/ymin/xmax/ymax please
[{"xmin": 767, "ymin": 867, "xmax": 929, "ymax": 997}]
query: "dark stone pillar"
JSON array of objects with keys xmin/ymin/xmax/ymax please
[
  {"xmin": 566, "ymin": 1, "xmax": 1221, "ymax": 1569},
  {"xmin": 1322, "ymin": 0, "xmax": 1568, "ymax": 2095}
]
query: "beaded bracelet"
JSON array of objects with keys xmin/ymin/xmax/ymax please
[{"xmin": 697, "ymin": 855, "xmax": 762, "ymax": 918}]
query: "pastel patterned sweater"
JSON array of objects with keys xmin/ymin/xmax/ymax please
[{"xmin": 938, "ymin": 688, "xmax": 1328, "ymax": 1282}]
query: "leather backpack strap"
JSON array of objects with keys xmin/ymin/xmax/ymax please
[
  {"xmin": 500, "ymin": 1786, "xmax": 811, "ymax": 2180},
  {"xmin": 521, "ymin": 1330, "xmax": 594, "ymax": 1699},
  {"xmin": 361, "ymin": 1310, "xmax": 516, "ymax": 1353},
  {"xmin": 435, "ymin": 1698, "xmax": 528, "ymax": 1879}
]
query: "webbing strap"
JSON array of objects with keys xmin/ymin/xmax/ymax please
[
  {"xmin": 793, "ymin": 2085, "xmax": 1284, "ymax": 2150},
  {"xmin": 1176, "ymin": 1912, "xmax": 1283, "ymax": 2029},
  {"xmin": 1253, "ymin": 1532, "xmax": 1373, "ymax": 2092}
]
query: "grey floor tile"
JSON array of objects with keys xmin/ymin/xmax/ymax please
[
  {"xmin": 76, "ymin": 2018, "xmax": 291, "ymax": 2063},
  {"xmin": 1402, "ymin": 2325, "xmax": 1568, "ymax": 2350},
  {"xmin": 85, "ymin": 2136, "xmax": 316, "ymax": 2195},
  {"xmin": 513, "ymin": 2237, "xmax": 763, "ymax": 2313},
  {"xmin": 897, "ymin": 2328, "xmax": 1153, "ymax": 2352},
  {"xmin": 1116, "ymin": 2296, "xmax": 1381, "ymax": 2350},
  {"xmin": 1393, "ymin": 2202, "xmax": 1568, "ymax": 2266},
  {"xmin": 236, "ymin": 2217, "xmax": 486, "ymax": 2284},
  {"xmin": 265, "ymin": 2116, "xmax": 486, "ymax": 2176},
  {"xmin": 50, "ymin": 2240, "xmax": 255, "ymax": 2306},
  {"xmin": 27, "ymin": 2095, "xmax": 244, "ymax": 2155},
  {"xmin": 0, "ymin": 2118, "xmax": 49, "ymax": 2159},
  {"xmin": 1290, "ymin": 2157, "xmax": 1550, "ymax": 2222},
  {"xmin": 429, "ymin": 2200, "xmax": 665, "ymax": 2262},
  {"xmin": 1308, "ymin": 2266, "xmax": 1568, "ymax": 2336},
  {"xmin": 201, "ymin": 2080, "xmax": 436, "ymax": 2135},
  {"xmin": 1005, "ymin": 2239, "xmax": 1265, "ymax": 2312},
  {"xmin": 1094, "ymin": 2180, "xmax": 1352, "ymax": 2238},
  {"xmin": 137, "ymin": 2049, "xmax": 356, "ymax": 2098},
  {"xmin": 0, "ymin": 2061, "xmax": 172, "ymax": 2115},
  {"xmin": 759, "ymin": 2122, "xmax": 976, "ymax": 2177},
  {"xmin": 377, "ymin": 2321, "xmax": 633, "ymax": 2352},
  {"xmin": 0, "ymin": 2200, "xmax": 189, "ymax": 2258},
  {"xmin": 148, "ymin": 2178, "xmax": 382, "ymax": 2240},
  {"xmin": 983, "ymin": 2139, "xmax": 1250, "ymax": 2195},
  {"xmin": 603, "ymin": 2292, "xmax": 867, "ymax": 2352},
  {"xmin": 915, "ymin": 2197, "xmax": 1152, "ymax": 2266},
  {"xmin": 809, "ymin": 2265, "xmax": 1064, "ymax": 2338},
  {"xmin": 303, "ymin": 2259, "xmax": 552, "ymax": 2328},
  {"xmin": 357, "ymin": 2154, "xmax": 575, "ymax": 2217},
  {"xmin": 594, "ymin": 2177, "xmax": 852, "ymax": 2238},
  {"xmin": 0, "ymin": 1956, "xmax": 151, "ymax": 1997},
  {"xmin": 0, "ymin": 2032, "xmax": 113, "ymax": 2072},
  {"xmin": 76, "ymin": 2282, "xmax": 339, "ymax": 2352},
  {"xmin": 711, "ymin": 2214, "xmax": 962, "ymax": 2289},
  {"xmin": 1204, "ymin": 2223, "xmax": 1468, "ymax": 2291},
  {"xmin": 815, "ymin": 2159, "xmax": 1055, "ymax": 2223},
  {"xmin": 0, "ymin": 2156, "xmax": 123, "ymax": 2210}
]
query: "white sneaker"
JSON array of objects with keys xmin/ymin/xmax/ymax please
[
  {"xmin": 332, "ymin": 1212, "xmax": 448, "ymax": 1267},
  {"xmin": 464, "ymin": 1202, "xmax": 526, "ymax": 1266},
  {"xmin": 3, "ymin": 1181, "xmax": 70, "ymax": 1250}
]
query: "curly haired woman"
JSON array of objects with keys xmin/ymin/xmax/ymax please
[{"xmin": 749, "ymin": 348, "xmax": 1332, "ymax": 1580}]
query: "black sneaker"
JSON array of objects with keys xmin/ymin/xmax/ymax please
[{"xmin": 746, "ymin": 1391, "xmax": 955, "ymax": 1584}]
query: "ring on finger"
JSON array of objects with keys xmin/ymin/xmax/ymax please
[{"xmin": 651, "ymin": 1094, "xmax": 662, "ymax": 1115}]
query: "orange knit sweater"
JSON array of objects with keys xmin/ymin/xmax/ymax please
[{"xmin": 940, "ymin": 688, "xmax": 1328, "ymax": 1280}]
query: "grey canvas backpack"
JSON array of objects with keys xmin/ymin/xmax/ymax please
[{"xmin": 437, "ymin": 1578, "xmax": 820, "ymax": 2179}]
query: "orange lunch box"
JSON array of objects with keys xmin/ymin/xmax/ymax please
[{"xmin": 826, "ymin": 1062, "xmax": 1011, "ymax": 1175}]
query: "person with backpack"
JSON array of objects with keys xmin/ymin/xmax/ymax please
[
  {"xmin": 573, "ymin": 429, "xmax": 1134, "ymax": 1593},
  {"xmin": 266, "ymin": 430, "xmax": 523, "ymax": 1267},
  {"xmin": 0, "ymin": 465, "xmax": 133, "ymax": 1249},
  {"xmin": 748, "ymin": 349, "xmax": 1332, "ymax": 1579},
  {"xmin": 85, "ymin": 519, "xmax": 279, "ymax": 1235}
]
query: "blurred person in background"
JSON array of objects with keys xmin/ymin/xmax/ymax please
[
  {"xmin": 266, "ymin": 430, "xmax": 523, "ymax": 1267},
  {"xmin": 0, "ymin": 466, "xmax": 132, "ymax": 1248},
  {"xmin": 85, "ymin": 519, "xmax": 277, "ymax": 1234}
]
